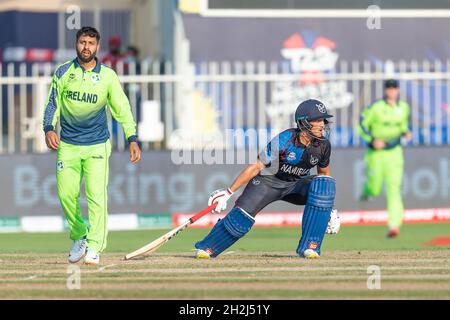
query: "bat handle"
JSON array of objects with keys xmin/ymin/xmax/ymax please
[{"xmin": 190, "ymin": 202, "xmax": 218, "ymax": 223}]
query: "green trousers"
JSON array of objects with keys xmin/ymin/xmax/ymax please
[
  {"xmin": 363, "ymin": 146, "xmax": 405, "ymax": 228},
  {"xmin": 56, "ymin": 140, "xmax": 111, "ymax": 252}
]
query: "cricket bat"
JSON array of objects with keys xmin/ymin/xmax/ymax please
[{"xmin": 124, "ymin": 203, "xmax": 217, "ymax": 260}]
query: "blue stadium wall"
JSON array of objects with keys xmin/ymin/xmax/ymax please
[{"xmin": 0, "ymin": 11, "xmax": 58, "ymax": 49}]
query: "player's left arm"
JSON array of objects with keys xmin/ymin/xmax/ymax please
[
  {"xmin": 317, "ymin": 165, "xmax": 331, "ymax": 176},
  {"xmin": 107, "ymin": 71, "xmax": 141, "ymax": 164},
  {"xmin": 317, "ymin": 140, "xmax": 332, "ymax": 176}
]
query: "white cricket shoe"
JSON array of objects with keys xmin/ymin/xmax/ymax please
[
  {"xmin": 84, "ymin": 248, "xmax": 100, "ymax": 265},
  {"xmin": 196, "ymin": 249, "xmax": 211, "ymax": 259},
  {"xmin": 303, "ymin": 249, "xmax": 320, "ymax": 259},
  {"xmin": 68, "ymin": 238, "xmax": 87, "ymax": 263}
]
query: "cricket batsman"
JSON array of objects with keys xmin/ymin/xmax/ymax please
[
  {"xmin": 358, "ymin": 79, "xmax": 412, "ymax": 237},
  {"xmin": 195, "ymin": 99, "xmax": 340, "ymax": 259},
  {"xmin": 43, "ymin": 26, "xmax": 141, "ymax": 265}
]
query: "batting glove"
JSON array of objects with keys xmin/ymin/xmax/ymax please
[
  {"xmin": 326, "ymin": 209, "xmax": 340, "ymax": 234},
  {"xmin": 208, "ymin": 188, "xmax": 234, "ymax": 214}
]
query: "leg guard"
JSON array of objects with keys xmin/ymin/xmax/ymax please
[
  {"xmin": 297, "ymin": 176, "xmax": 336, "ymax": 256},
  {"xmin": 195, "ymin": 207, "xmax": 255, "ymax": 257}
]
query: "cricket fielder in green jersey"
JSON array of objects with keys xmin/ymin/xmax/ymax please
[
  {"xmin": 358, "ymin": 79, "xmax": 412, "ymax": 238},
  {"xmin": 43, "ymin": 27, "xmax": 141, "ymax": 265}
]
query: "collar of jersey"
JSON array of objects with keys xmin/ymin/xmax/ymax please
[
  {"xmin": 382, "ymin": 96, "xmax": 400, "ymax": 107},
  {"xmin": 73, "ymin": 57, "xmax": 101, "ymax": 73}
]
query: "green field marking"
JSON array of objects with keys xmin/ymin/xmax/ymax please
[
  {"xmin": 137, "ymin": 213, "xmax": 172, "ymax": 229},
  {"xmin": 0, "ymin": 217, "xmax": 21, "ymax": 232}
]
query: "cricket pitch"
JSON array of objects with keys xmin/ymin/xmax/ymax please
[{"xmin": 1, "ymin": 250, "xmax": 450, "ymax": 299}]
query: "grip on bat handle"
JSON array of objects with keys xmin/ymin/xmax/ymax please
[{"xmin": 190, "ymin": 202, "xmax": 218, "ymax": 223}]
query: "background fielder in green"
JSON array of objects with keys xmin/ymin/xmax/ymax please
[
  {"xmin": 358, "ymin": 79, "xmax": 412, "ymax": 238},
  {"xmin": 43, "ymin": 27, "xmax": 141, "ymax": 265}
]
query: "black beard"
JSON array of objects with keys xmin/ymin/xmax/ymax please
[{"xmin": 76, "ymin": 49, "xmax": 96, "ymax": 63}]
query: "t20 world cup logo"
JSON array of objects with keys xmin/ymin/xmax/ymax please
[{"xmin": 267, "ymin": 31, "xmax": 353, "ymax": 130}]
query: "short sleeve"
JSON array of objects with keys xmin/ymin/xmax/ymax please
[
  {"xmin": 258, "ymin": 137, "xmax": 278, "ymax": 167},
  {"xmin": 257, "ymin": 130, "xmax": 293, "ymax": 167}
]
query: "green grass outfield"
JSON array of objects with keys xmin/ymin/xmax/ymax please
[
  {"xmin": 1, "ymin": 223, "xmax": 450, "ymax": 299},
  {"xmin": 0, "ymin": 223, "xmax": 449, "ymax": 253}
]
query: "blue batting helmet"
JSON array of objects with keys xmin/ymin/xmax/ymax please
[{"xmin": 295, "ymin": 99, "xmax": 333, "ymax": 123}]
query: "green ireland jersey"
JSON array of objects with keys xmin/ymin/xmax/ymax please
[
  {"xmin": 358, "ymin": 99, "xmax": 410, "ymax": 149},
  {"xmin": 43, "ymin": 58, "xmax": 137, "ymax": 145}
]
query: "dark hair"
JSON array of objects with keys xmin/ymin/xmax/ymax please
[
  {"xmin": 76, "ymin": 26, "xmax": 100, "ymax": 42},
  {"xmin": 127, "ymin": 45, "xmax": 139, "ymax": 56},
  {"xmin": 384, "ymin": 79, "xmax": 399, "ymax": 88}
]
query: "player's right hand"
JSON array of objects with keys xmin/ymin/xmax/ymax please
[
  {"xmin": 45, "ymin": 131, "xmax": 60, "ymax": 150},
  {"xmin": 372, "ymin": 139, "xmax": 385, "ymax": 149},
  {"xmin": 208, "ymin": 188, "xmax": 234, "ymax": 213},
  {"xmin": 403, "ymin": 131, "xmax": 413, "ymax": 141}
]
